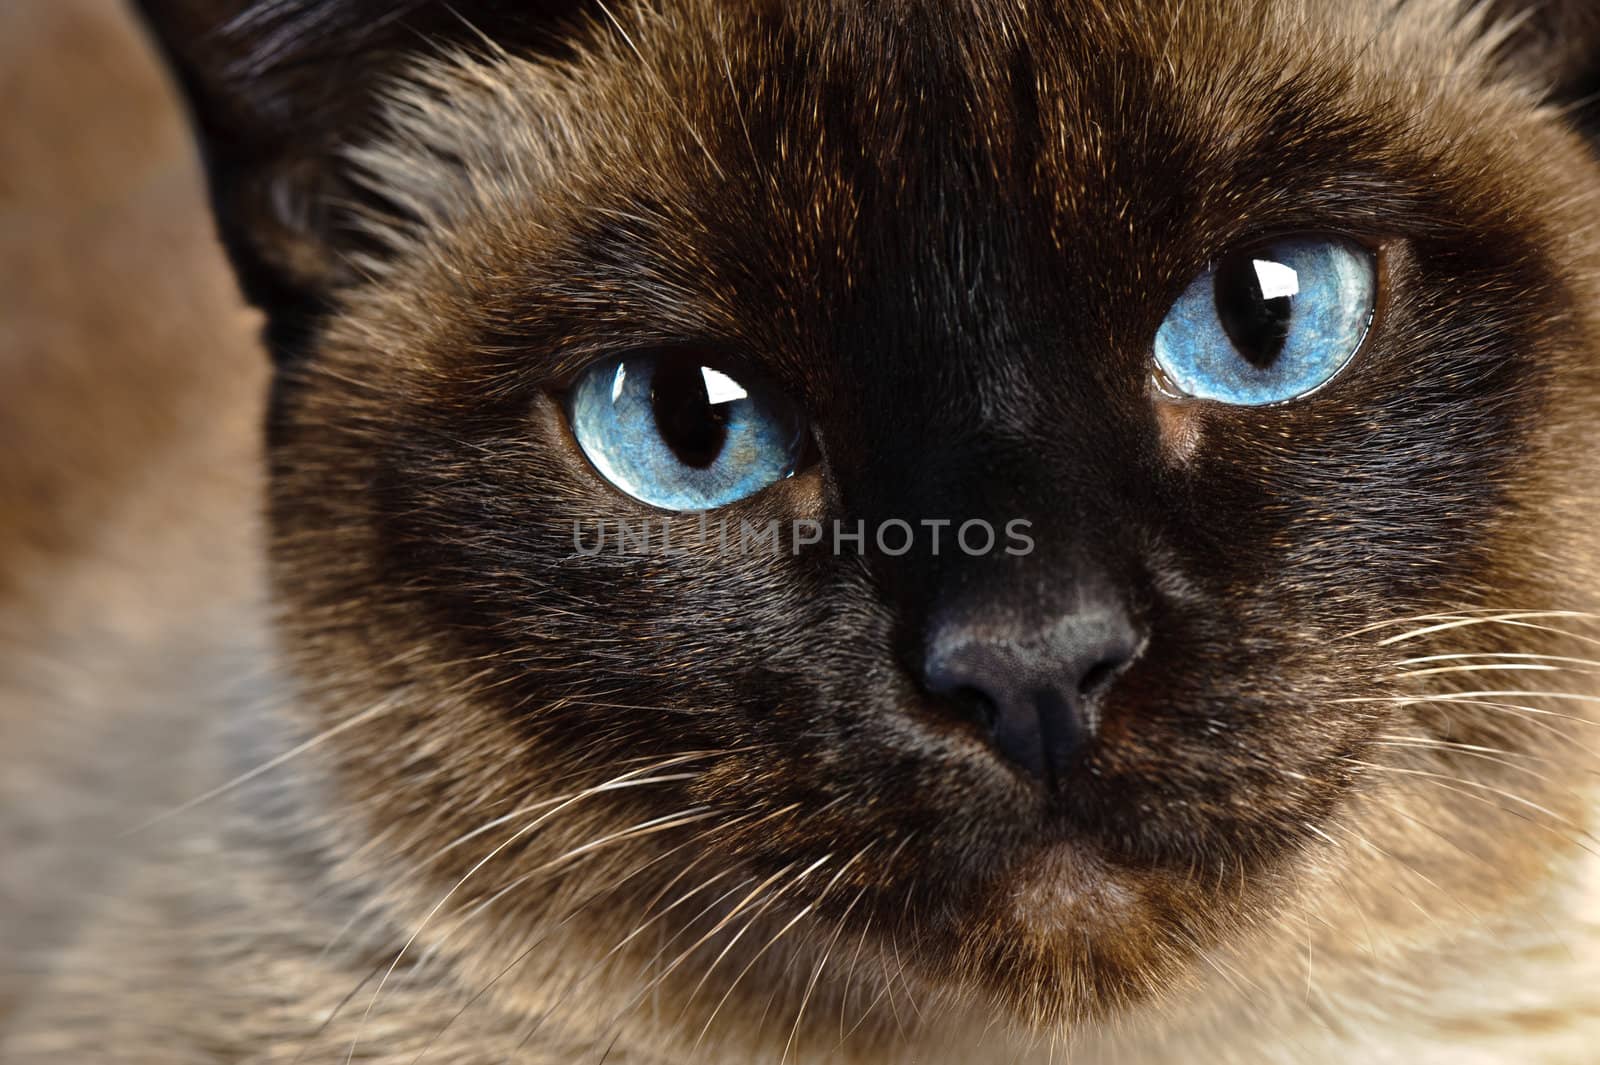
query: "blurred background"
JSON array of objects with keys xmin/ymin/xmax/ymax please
[{"xmin": 0, "ymin": 0, "xmax": 267, "ymax": 1024}]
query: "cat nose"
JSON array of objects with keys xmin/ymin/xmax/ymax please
[{"xmin": 921, "ymin": 597, "xmax": 1144, "ymax": 788}]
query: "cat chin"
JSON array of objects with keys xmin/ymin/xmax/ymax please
[
  {"xmin": 913, "ymin": 836, "xmax": 1193, "ymax": 1028},
  {"xmin": 998, "ymin": 843, "xmax": 1141, "ymax": 937}
]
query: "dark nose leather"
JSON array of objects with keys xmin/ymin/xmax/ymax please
[{"xmin": 922, "ymin": 596, "xmax": 1143, "ymax": 788}]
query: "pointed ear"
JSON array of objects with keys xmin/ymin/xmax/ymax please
[
  {"xmin": 1485, "ymin": 0, "xmax": 1600, "ymax": 139},
  {"xmin": 132, "ymin": 1, "xmax": 590, "ymax": 362}
]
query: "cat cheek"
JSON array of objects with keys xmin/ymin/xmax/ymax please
[{"xmin": 1153, "ymin": 397, "xmax": 1206, "ymax": 464}]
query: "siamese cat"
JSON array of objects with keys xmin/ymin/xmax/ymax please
[{"xmin": 5, "ymin": 0, "xmax": 1600, "ymax": 1061}]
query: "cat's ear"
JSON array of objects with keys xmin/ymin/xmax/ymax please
[
  {"xmin": 1483, "ymin": 0, "xmax": 1600, "ymax": 140},
  {"xmin": 133, "ymin": 1, "xmax": 593, "ymax": 362}
]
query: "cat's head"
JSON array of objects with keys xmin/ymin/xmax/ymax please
[{"xmin": 141, "ymin": 0, "xmax": 1600, "ymax": 1056}]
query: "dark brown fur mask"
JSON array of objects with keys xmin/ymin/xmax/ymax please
[{"xmin": 138, "ymin": 0, "xmax": 1600, "ymax": 1058}]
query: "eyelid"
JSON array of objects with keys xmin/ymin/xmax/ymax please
[{"xmin": 547, "ymin": 342, "xmax": 764, "ymax": 396}]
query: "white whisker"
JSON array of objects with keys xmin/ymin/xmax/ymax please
[
  {"xmin": 344, "ymin": 754, "xmax": 713, "ymax": 1063},
  {"xmin": 1376, "ymin": 614, "xmax": 1600, "ymax": 648},
  {"xmin": 780, "ymin": 855, "xmax": 875, "ymax": 1065},
  {"xmin": 1343, "ymin": 759, "xmax": 1600, "ymax": 859}
]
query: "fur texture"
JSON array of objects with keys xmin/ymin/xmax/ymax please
[{"xmin": 6, "ymin": 1, "xmax": 1600, "ymax": 1062}]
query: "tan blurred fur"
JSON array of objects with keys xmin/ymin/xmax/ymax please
[{"xmin": 0, "ymin": 0, "xmax": 266, "ymax": 1026}]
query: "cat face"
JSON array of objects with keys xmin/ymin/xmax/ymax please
[{"xmin": 144, "ymin": 0, "xmax": 1600, "ymax": 1052}]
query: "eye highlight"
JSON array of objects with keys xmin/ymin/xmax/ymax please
[
  {"xmin": 1153, "ymin": 236, "xmax": 1377, "ymax": 406},
  {"xmin": 567, "ymin": 350, "xmax": 809, "ymax": 511}
]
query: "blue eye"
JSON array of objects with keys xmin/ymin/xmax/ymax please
[
  {"xmin": 568, "ymin": 351, "xmax": 808, "ymax": 511},
  {"xmin": 1153, "ymin": 236, "xmax": 1376, "ymax": 405}
]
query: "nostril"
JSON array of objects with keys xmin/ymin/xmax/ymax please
[
  {"xmin": 946, "ymin": 684, "xmax": 999, "ymax": 732},
  {"xmin": 1077, "ymin": 657, "xmax": 1124, "ymax": 699}
]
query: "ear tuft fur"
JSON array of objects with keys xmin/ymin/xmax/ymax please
[
  {"xmin": 132, "ymin": 0, "xmax": 595, "ymax": 363},
  {"xmin": 1482, "ymin": 0, "xmax": 1600, "ymax": 140}
]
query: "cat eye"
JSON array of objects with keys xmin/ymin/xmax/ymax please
[
  {"xmin": 567, "ymin": 350, "xmax": 809, "ymax": 511},
  {"xmin": 1152, "ymin": 235, "xmax": 1376, "ymax": 406}
]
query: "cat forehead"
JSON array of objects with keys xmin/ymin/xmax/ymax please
[
  {"xmin": 348, "ymin": 0, "xmax": 1529, "ymax": 376},
  {"xmin": 589, "ymin": 0, "xmax": 1496, "ymax": 136},
  {"xmin": 371, "ymin": 0, "xmax": 1505, "ymax": 241}
]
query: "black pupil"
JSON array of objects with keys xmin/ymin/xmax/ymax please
[
  {"xmin": 1214, "ymin": 251, "xmax": 1295, "ymax": 369},
  {"xmin": 650, "ymin": 356, "xmax": 731, "ymax": 469}
]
